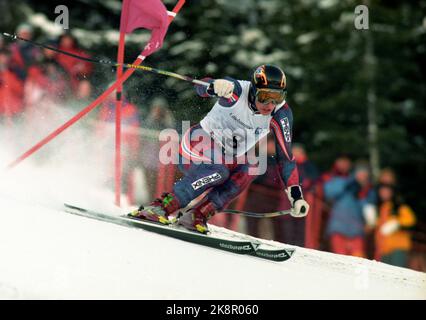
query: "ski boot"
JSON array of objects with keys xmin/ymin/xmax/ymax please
[
  {"xmin": 128, "ymin": 192, "xmax": 180, "ymax": 224},
  {"xmin": 177, "ymin": 199, "xmax": 217, "ymax": 234}
]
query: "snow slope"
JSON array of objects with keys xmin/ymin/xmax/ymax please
[
  {"xmin": 0, "ymin": 193, "xmax": 425, "ymax": 300},
  {"xmin": 0, "ymin": 134, "xmax": 424, "ymax": 300}
]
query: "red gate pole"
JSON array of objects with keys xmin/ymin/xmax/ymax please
[{"xmin": 115, "ymin": 0, "xmax": 130, "ymax": 207}]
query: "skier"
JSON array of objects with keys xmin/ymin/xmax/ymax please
[{"xmin": 130, "ymin": 64, "xmax": 310, "ymax": 233}]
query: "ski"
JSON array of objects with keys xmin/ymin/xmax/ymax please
[{"xmin": 63, "ymin": 204, "xmax": 295, "ymax": 262}]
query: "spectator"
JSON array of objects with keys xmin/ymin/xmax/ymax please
[
  {"xmin": 242, "ymin": 136, "xmax": 287, "ymax": 239},
  {"xmin": 57, "ymin": 33, "xmax": 93, "ymax": 91},
  {"xmin": 97, "ymin": 93, "xmax": 140, "ymax": 204},
  {"xmin": 375, "ymin": 183, "xmax": 416, "ymax": 268},
  {"xmin": 0, "ymin": 48, "xmax": 24, "ymax": 121},
  {"xmin": 98, "ymin": 94, "xmax": 140, "ymax": 138},
  {"xmin": 313, "ymin": 154, "xmax": 353, "ymax": 249},
  {"xmin": 276, "ymin": 144, "xmax": 319, "ymax": 246},
  {"xmin": 144, "ymin": 97, "xmax": 176, "ymax": 131},
  {"xmin": 24, "ymin": 41, "xmax": 70, "ymax": 108},
  {"xmin": 324, "ymin": 162, "xmax": 376, "ymax": 257},
  {"xmin": 378, "ymin": 167, "xmax": 397, "ymax": 186},
  {"xmin": 140, "ymin": 97, "xmax": 177, "ymax": 197},
  {"xmin": 75, "ymin": 78, "xmax": 92, "ymax": 101},
  {"xmin": 8, "ymin": 23, "xmax": 41, "ymax": 80},
  {"xmin": 365, "ymin": 167, "xmax": 399, "ymax": 258},
  {"xmin": 321, "ymin": 154, "xmax": 352, "ymax": 183},
  {"xmin": 65, "ymin": 78, "xmax": 94, "ymax": 117},
  {"xmin": 293, "ymin": 143, "xmax": 319, "ymax": 190},
  {"xmin": 68, "ymin": 78, "xmax": 92, "ymax": 105}
]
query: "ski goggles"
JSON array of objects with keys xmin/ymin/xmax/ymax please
[{"xmin": 255, "ymin": 89, "xmax": 287, "ymax": 105}]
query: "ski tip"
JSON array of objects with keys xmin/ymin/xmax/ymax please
[{"xmin": 64, "ymin": 203, "xmax": 85, "ymax": 211}]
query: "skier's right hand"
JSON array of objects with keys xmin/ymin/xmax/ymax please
[
  {"xmin": 285, "ymin": 185, "xmax": 309, "ymax": 218},
  {"xmin": 292, "ymin": 199, "xmax": 310, "ymax": 218},
  {"xmin": 212, "ymin": 79, "xmax": 234, "ymax": 98}
]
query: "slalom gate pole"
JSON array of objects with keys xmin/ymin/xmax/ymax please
[
  {"xmin": 115, "ymin": 0, "xmax": 130, "ymax": 207},
  {"xmin": 5, "ymin": 0, "xmax": 187, "ymax": 170}
]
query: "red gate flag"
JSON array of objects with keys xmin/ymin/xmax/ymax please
[{"xmin": 120, "ymin": 0, "xmax": 169, "ymax": 57}]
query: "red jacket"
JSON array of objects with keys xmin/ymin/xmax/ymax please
[
  {"xmin": 24, "ymin": 64, "xmax": 69, "ymax": 106},
  {"xmin": 0, "ymin": 69, "xmax": 24, "ymax": 116},
  {"xmin": 97, "ymin": 97, "xmax": 140, "ymax": 159},
  {"xmin": 57, "ymin": 46, "xmax": 93, "ymax": 89}
]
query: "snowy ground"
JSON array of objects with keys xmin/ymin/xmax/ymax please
[
  {"xmin": 0, "ymin": 190, "xmax": 425, "ymax": 299},
  {"xmin": 0, "ymin": 124, "xmax": 425, "ymax": 299}
]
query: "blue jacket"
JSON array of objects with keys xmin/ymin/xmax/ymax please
[{"xmin": 324, "ymin": 175, "xmax": 375, "ymax": 237}]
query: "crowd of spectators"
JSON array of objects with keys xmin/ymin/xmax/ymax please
[
  {"xmin": 232, "ymin": 145, "xmax": 420, "ymax": 270},
  {"xmin": 0, "ymin": 24, "xmax": 176, "ymax": 206},
  {"xmin": 0, "ymin": 24, "xmax": 93, "ymax": 124}
]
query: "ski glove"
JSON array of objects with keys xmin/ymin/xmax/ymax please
[
  {"xmin": 286, "ymin": 185, "xmax": 309, "ymax": 218},
  {"xmin": 380, "ymin": 219, "xmax": 399, "ymax": 236},
  {"xmin": 363, "ymin": 204, "xmax": 377, "ymax": 228},
  {"xmin": 212, "ymin": 79, "xmax": 234, "ymax": 98}
]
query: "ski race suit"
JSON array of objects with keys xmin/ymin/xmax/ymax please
[{"xmin": 172, "ymin": 77, "xmax": 300, "ymax": 211}]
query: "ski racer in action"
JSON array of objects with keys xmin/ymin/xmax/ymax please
[{"xmin": 130, "ymin": 64, "xmax": 310, "ymax": 233}]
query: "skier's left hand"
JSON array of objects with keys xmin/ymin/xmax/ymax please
[
  {"xmin": 285, "ymin": 185, "xmax": 309, "ymax": 218},
  {"xmin": 212, "ymin": 79, "xmax": 235, "ymax": 98}
]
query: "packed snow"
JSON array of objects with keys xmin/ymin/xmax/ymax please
[
  {"xmin": 0, "ymin": 164, "xmax": 425, "ymax": 299},
  {"xmin": 0, "ymin": 118, "xmax": 425, "ymax": 299}
]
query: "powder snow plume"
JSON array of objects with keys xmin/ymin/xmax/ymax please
[{"xmin": 0, "ymin": 102, "xmax": 124, "ymax": 214}]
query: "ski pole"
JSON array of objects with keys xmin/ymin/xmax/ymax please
[
  {"xmin": 220, "ymin": 209, "xmax": 293, "ymax": 218},
  {"xmin": 2, "ymin": 32, "xmax": 210, "ymax": 87}
]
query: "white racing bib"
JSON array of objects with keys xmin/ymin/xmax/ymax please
[{"xmin": 200, "ymin": 80, "xmax": 284, "ymax": 157}]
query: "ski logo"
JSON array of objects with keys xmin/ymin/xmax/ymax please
[
  {"xmin": 219, "ymin": 242, "xmax": 252, "ymax": 252},
  {"xmin": 254, "ymin": 65, "xmax": 268, "ymax": 86},
  {"xmin": 191, "ymin": 173, "xmax": 222, "ymax": 190},
  {"xmin": 255, "ymin": 250, "xmax": 292, "ymax": 259},
  {"xmin": 251, "ymin": 243, "xmax": 261, "ymax": 251},
  {"xmin": 280, "ymin": 117, "xmax": 291, "ymax": 142}
]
